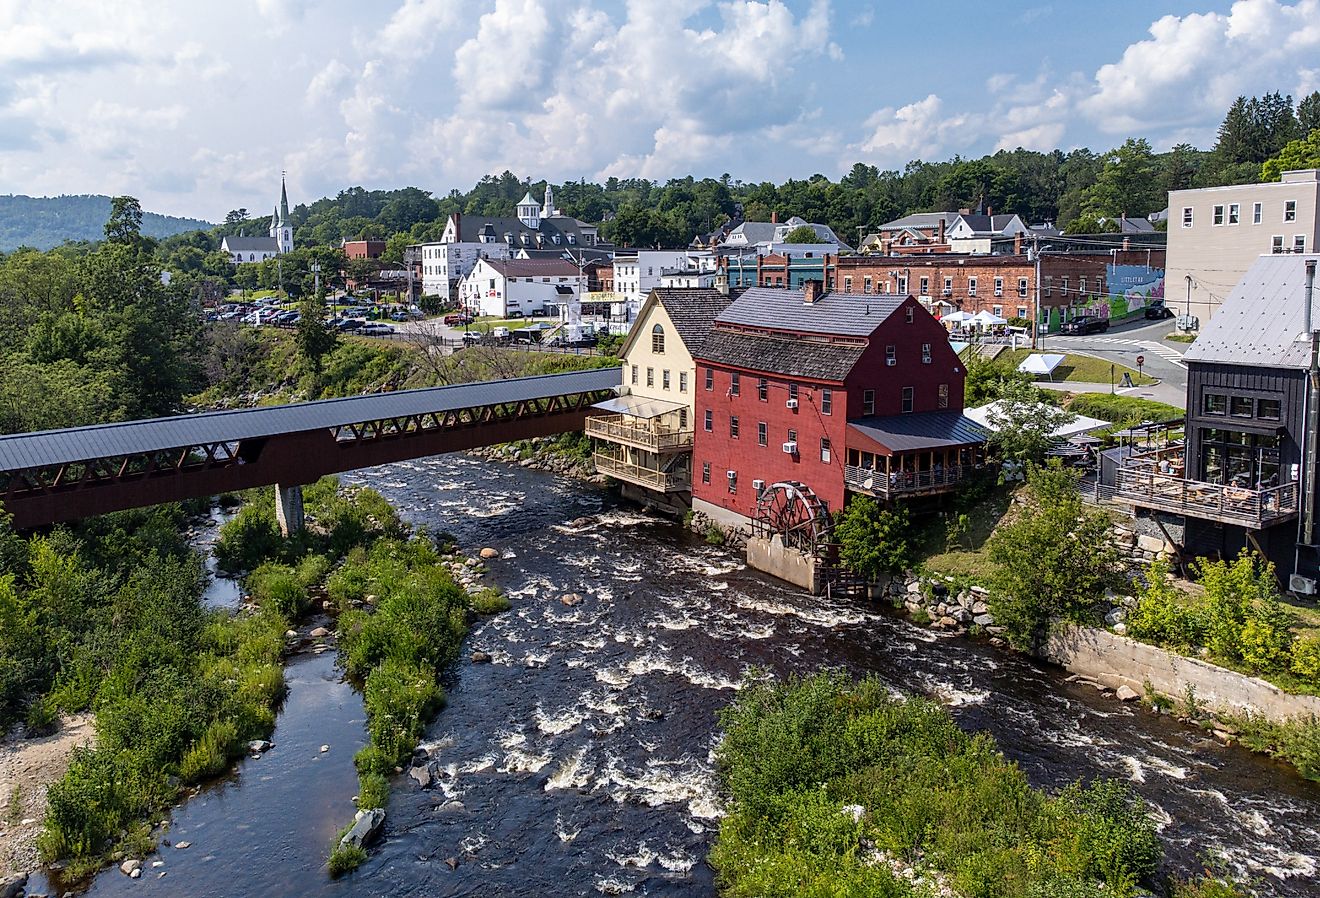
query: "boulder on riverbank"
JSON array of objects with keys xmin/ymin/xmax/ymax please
[
  {"xmin": 479, "ymin": 547, "xmax": 500, "ymax": 559},
  {"xmin": 0, "ymin": 873, "xmax": 27, "ymax": 898},
  {"xmin": 340, "ymin": 808, "xmax": 386, "ymax": 850}
]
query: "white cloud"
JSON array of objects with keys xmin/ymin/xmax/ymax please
[{"xmin": 1080, "ymin": 0, "xmax": 1320, "ymax": 138}]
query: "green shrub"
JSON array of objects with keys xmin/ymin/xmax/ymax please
[
  {"xmin": 1291, "ymin": 633, "xmax": 1320, "ymax": 681},
  {"xmin": 704, "ymin": 524, "xmax": 726, "ymax": 546},
  {"xmin": 1126, "ymin": 559, "xmax": 1205, "ymax": 649},
  {"xmin": 1227, "ymin": 713, "xmax": 1320, "ymax": 782},
  {"xmin": 248, "ymin": 563, "xmax": 309, "ymax": 618},
  {"xmin": 470, "ymin": 587, "xmax": 510, "ymax": 615},
  {"xmin": 179, "ymin": 719, "xmax": 240, "ymax": 784},
  {"xmin": 327, "ymin": 840, "xmax": 367, "ymax": 877},
  {"xmin": 1054, "ymin": 779, "xmax": 1162, "ymax": 887},
  {"xmin": 296, "ymin": 554, "xmax": 332, "ymax": 589},
  {"xmin": 362, "ymin": 658, "xmax": 444, "ymax": 764},
  {"xmin": 215, "ymin": 504, "xmax": 282, "ymax": 573},
  {"xmin": 357, "ymin": 772, "xmax": 390, "ymax": 809},
  {"xmin": 354, "ymin": 744, "xmax": 395, "ymax": 777},
  {"xmin": 712, "ymin": 672, "xmax": 1173, "ymax": 898},
  {"xmin": 39, "ymin": 747, "xmax": 164, "ymax": 862}
]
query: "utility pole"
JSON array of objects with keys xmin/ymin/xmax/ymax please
[{"xmin": 1030, "ymin": 236, "xmax": 1042, "ymax": 350}]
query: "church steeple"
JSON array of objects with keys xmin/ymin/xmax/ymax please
[
  {"xmin": 279, "ymin": 174, "xmax": 290, "ymax": 226},
  {"xmin": 542, "ymin": 183, "xmax": 556, "ymax": 219}
]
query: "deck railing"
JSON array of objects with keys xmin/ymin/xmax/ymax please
[
  {"xmin": 1114, "ymin": 468, "xmax": 1298, "ymax": 528},
  {"xmin": 585, "ymin": 414, "xmax": 693, "ymax": 452},
  {"xmin": 843, "ymin": 464, "xmax": 974, "ymax": 498},
  {"xmin": 592, "ymin": 452, "xmax": 690, "ymax": 492}
]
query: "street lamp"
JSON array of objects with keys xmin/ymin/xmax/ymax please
[{"xmin": 1184, "ymin": 274, "xmax": 1192, "ymax": 318}]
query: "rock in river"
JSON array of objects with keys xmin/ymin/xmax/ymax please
[
  {"xmin": 1115, "ymin": 684, "xmax": 1141, "ymax": 702},
  {"xmin": 0, "ymin": 874, "xmax": 27, "ymax": 898},
  {"xmin": 340, "ymin": 808, "xmax": 386, "ymax": 850},
  {"xmin": 309, "ymin": 627, "xmax": 331, "ymax": 638},
  {"xmin": 471, "ymin": 651, "xmax": 492, "ymax": 664},
  {"xmin": 479, "ymin": 547, "xmax": 500, "ymax": 559},
  {"xmin": 120, "ymin": 860, "xmax": 141, "ymax": 877},
  {"xmin": 409, "ymin": 764, "xmax": 433, "ymax": 788},
  {"xmin": 560, "ymin": 593, "xmax": 583, "ymax": 607}
]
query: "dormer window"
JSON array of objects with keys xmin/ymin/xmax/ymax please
[
  {"xmin": 521, "ymin": 235, "xmax": 530, "ymax": 245},
  {"xmin": 553, "ymin": 234, "xmax": 561, "ymax": 245},
  {"xmin": 568, "ymin": 234, "xmax": 576, "ymax": 244}
]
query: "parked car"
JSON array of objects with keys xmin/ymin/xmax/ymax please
[
  {"xmin": 335, "ymin": 317, "xmax": 366, "ymax": 331},
  {"xmin": 1144, "ymin": 303, "xmax": 1174, "ymax": 320},
  {"xmin": 359, "ymin": 323, "xmax": 395, "ymax": 335},
  {"xmin": 491, "ymin": 326, "xmax": 511, "ymax": 342},
  {"xmin": 1060, "ymin": 316, "xmax": 1109, "ymax": 335},
  {"xmin": 444, "ymin": 313, "xmax": 473, "ymax": 326},
  {"xmin": 461, "ymin": 331, "xmax": 483, "ymax": 344}
]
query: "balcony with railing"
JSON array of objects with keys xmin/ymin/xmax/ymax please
[
  {"xmin": 592, "ymin": 450, "xmax": 691, "ymax": 493},
  {"xmin": 1114, "ymin": 446, "xmax": 1298, "ymax": 528},
  {"xmin": 844, "ymin": 464, "xmax": 976, "ymax": 499},
  {"xmin": 585, "ymin": 414, "xmax": 694, "ymax": 453}
]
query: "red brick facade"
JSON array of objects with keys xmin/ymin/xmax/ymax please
[
  {"xmin": 837, "ymin": 254, "xmax": 1111, "ymax": 319},
  {"xmin": 691, "ymin": 295, "xmax": 964, "ymax": 521},
  {"xmin": 343, "ymin": 240, "xmax": 387, "ymax": 260}
]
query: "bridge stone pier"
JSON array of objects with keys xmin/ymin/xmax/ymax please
[
  {"xmin": 0, "ymin": 368, "xmax": 620, "ymax": 530},
  {"xmin": 275, "ymin": 483, "xmax": 305, "ymax": 536}
]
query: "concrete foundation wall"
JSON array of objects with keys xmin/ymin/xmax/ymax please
[
  {"xmin": 1045, "ymin": 624, "xmax": 1320, "ymax": 720},
  {"xmin": 746, "ymin": 535, "xmax": 820, "ymax": 595},
  {"xmin": 620, "ymin": 483, "xmax": 689, "ymax": 517},
  {"xmin": 692, "ymin": 497, "xmax": 752, "ymax": 534}
]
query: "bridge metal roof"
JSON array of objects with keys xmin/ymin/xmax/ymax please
[{"xmin": 0, "ymin": 367, "xmax": 621, "ymax": 471}]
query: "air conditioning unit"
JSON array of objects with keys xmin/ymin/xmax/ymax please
[
  {"xmin": 886, "ymin": 358, "xmax": 897, "ymax": 366},
  {"xmin": 782, "ymin": 441, "xmax": 798, "ymax": 455},
  {"xmin": 752, "ymin": 479, "xmax": 766, "ymax": 491},
  {"xmin": 726, "ymin": 470, "xmax": 737, "ymax": 480},
  {"xmin": 1289, "ymin": 574, "xmax": 1316, "ymax": 596},
  {"xmin": 785, "ymin": 398, "xmax": 798, "ymax": 409},
  {"xmin": 922, "ymin": 354, "xmax": 932, "ymax": 364}
]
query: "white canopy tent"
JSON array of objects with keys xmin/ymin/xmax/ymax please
[
  {"xmin": 941, "ymin": 310, "xmax": 974, "ymax": 324},
  {"xmin": 971, "ymin": 310, "xmax": 1007, "ymax": 328},
  {"xmin": 965, "ymin": 401, "xmax": 1110, "ymax": 441},
  {"xmin": 1017, "ymin": 353, "xmax": 1066, "ymax": 378}
]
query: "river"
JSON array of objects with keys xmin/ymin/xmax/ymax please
[{"xmin": 59, "ymin": 454, "xmax": 1320, "ymax": 897}]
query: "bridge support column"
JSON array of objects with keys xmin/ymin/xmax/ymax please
[{"xmin": 275, "ymin": 483, "xmax": 305, "ymax": 537}]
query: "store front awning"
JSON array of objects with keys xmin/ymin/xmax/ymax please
[
  {"xmin": 847, "ymin": 412, "xmax": 987, "ymax": 455},
  {"xmin": 591, "ymin": 394, "xmax": 688, "ymax": 419}
]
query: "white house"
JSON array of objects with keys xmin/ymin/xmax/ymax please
[
  {"xmin": 458, "ymin": 257, "xmax": 586, "ymax": 317},
  {"xmin": 221, "ymin": 177, "xmax": 293, "ymax": 264},
  {"xmin": 413, "ymin": 240, "xmax": 510, "ymax": 301},
  {"xmin": 719, "ymin": 216, "xmax": 850, "ymax": 253},
  {"xmin": 613, "ymin": 251, "xmax": 707, "ymax": 300},
  {"xmin": 438, "ymin": 186, "xmax": 603, "ymax": 250}
]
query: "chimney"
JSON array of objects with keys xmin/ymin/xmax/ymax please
[
  {"xmin": 771, "ymin": 211, "xmax": 778, "ymax": 224},
  {"xmin": 1013, "ymin": 232, "xmax": 1022, "ymax": 255},
  {"xmin": 716, "ymin": 272, "xmax": 729, "ymax": 296},
  {"xmin": 937, "ymin": 218, "xmax": 946, "ymax": 244},
  {"xmin": 1122, "ymin": 237, "xmax": 1131, "ymax": 251},
  {"xmin": 453, "ymin": 211, "xmax": 460, "ymax": 242},
  {"xmin": 987, "ymin": 205, "xmax": 993, "ymax": 218},
  {"xmin": 803, "ymin": 279, "xmax": 823, "ymax": 305}
]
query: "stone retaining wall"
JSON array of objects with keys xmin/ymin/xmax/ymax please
[{"xmin": 1044, "ymin": 624, "xmax": 1320, "ymax": 721}]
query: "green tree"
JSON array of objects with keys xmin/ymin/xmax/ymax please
[
  {"xmin": 985, "ymin": 378, "xmax": 1076, "ymax": 463},
  {"xmin": 1081, "ymin": 139, "xmax": 1163, "ymax": 218},
  {"xmin": 1261, "ymin": 128, "xmax": 1320, "ymax": 181},
  {"xmin": 295, "ymin": 290, "xmax": 338, "ymax": 375},
  {"xmin": 781, "ymin": 224, "xmax": 825, "ymax": 243},
  {"xmin": 987, "ymin": 463, "xmax": 1122, "ymax": 651},
  {"xmin": 104, "ymin": 196, "xmax": 144, "ymax": 246},
  {"xmin": 1300, "ymin": 91, "xmax": 1320, "ymax": 136},
  {"xmin": 833, "ymin": 497, "xmax": 912, "ymax": 582}
]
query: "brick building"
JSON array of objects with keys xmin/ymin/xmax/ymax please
[
  {"xmin": 721, "ymin": 251, "xmax": 841, "ymax": 290},
  {"xmin": 342, "ymin": 239, "xmax": 387, "ymax": 259},
  {"xmin": 691, "ymin": 282, "xmax": 983, "ymax": 530},
  {"xmin": 836, "ymin": 253, "xmax": 1112, "ymax": 329}
]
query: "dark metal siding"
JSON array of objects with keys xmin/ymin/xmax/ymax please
[{"xmin": 1185, "ymin": 361, "xmax": 1305, "ymax": 478}]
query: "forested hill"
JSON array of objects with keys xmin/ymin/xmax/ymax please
[{"xmin": 0, "ymin": 194, "xmax": 211, "ymax": 251}]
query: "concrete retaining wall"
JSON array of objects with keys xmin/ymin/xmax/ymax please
[
  {"xmin": 1044, "ymin": 624, "xmax": 1320, "ymax": 720},
  {"xmin": 746, "ymin": 535, "xmax": 820, "ymax": 594}
]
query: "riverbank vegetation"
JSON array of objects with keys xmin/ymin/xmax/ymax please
[
  {"xmin": 712, "ymin": 671, "xmax": 1245, "ymax": 898},
  {"xmin": 0, "ymin": 501, "xmax": 291, "ymax": 879},
  {"xmin": 1126, "ymin": 555, "xmax": 1320, "ymax": 699}
]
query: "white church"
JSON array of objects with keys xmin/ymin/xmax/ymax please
[{"xmin": 221, "ymin": 177, "xmax": 294, "ymax": 263}]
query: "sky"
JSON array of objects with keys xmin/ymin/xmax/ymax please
[{"xmin": 2, "ymin": 0, "xmax": 1319, "ymax": 221}]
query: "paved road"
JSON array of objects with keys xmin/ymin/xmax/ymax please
[{"xmin": 1039, "ymin": 319, "xmax": 1189, "ymax": 409}]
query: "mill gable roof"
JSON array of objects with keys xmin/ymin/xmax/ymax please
[
  {"xmin": 715, "ymin": 286, "xmax": 904, "ymax": 337},
  {"xmin": 481, "ymin": 258, "xmax": 581, "ymax": 278},
  {"xmin": 653, "ymin": 288, "xmax": 733, "ymax": 355}
]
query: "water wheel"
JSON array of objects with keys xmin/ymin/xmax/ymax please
[{"xmin": 753, "ymin": 481, "xmax": 831, "ymax": 554}]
